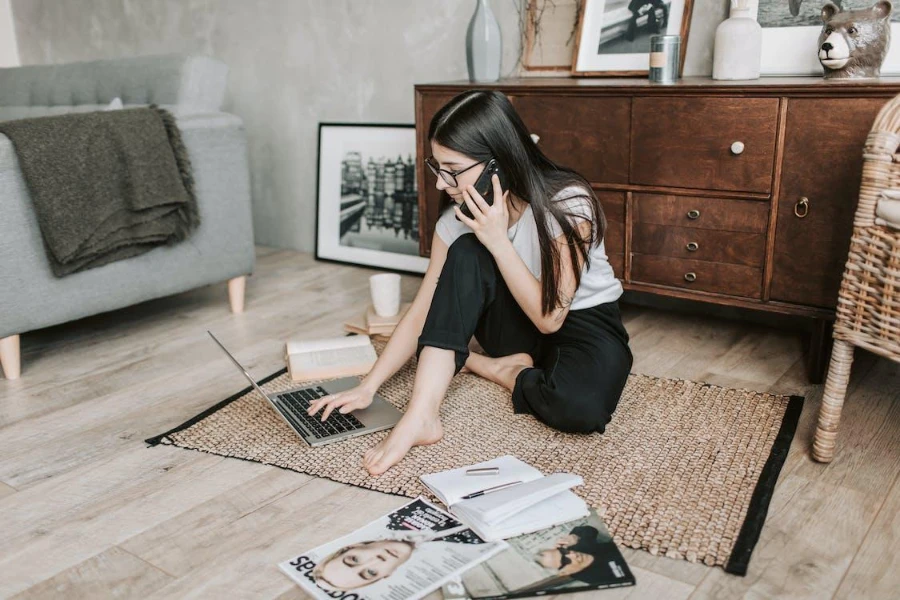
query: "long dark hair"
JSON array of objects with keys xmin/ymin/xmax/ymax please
[{"xmin": 428, "ymin": 90, "xmax": 607, "ymax": 316}]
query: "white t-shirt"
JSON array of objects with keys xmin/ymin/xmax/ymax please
[{"xmin": 434, "ymin": 185, "xmax": 623, "ymax": 310}]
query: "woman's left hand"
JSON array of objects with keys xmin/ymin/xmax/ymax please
[{"xmin": 454, "ymin": 174, "xmax": 511, "ymax": 253}]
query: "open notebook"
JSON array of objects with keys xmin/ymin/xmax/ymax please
[{"xmin": 420, "ymin": 456, "xmax": 589, "ymax": 541}]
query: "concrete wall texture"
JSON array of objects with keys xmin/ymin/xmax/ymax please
[{"xmin": 8, "ymin": 0, "xmax": 727, "ymax": 252}]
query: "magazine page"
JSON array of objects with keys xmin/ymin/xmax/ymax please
[
  {"xmin": 443, "ymin": 509, "xmax": 635, "ymax": 600},
  {"xmin": 279, "ymin": 497, "xmax": 507, "ymax": 600}
]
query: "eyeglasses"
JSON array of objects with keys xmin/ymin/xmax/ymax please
[
  {"xmin": 558, "ymin": 546, "xmax": 572, "ymax": 570},
  {"xmin": 424, "ymin": 156, "xmax": 485, "ymax": 187}
]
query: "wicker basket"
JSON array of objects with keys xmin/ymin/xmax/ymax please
[{"xmin": 813, "ymin": 94, "xmax": 900, "ymax": 463}]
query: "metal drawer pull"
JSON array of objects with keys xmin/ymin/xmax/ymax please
[
  {"xmin": 794, "ymin": 197, "xmax": 809, "ymax": 218},
  {"xmin": 730, "ymin": 141, "xmax": 745, "ymax": 155},
  {"xmin": 684, "ymin": 272, "xmax": 697, "ymax": 282},
  {"xmin": 686, "ymin": 242, "xmax": 699, "ymax": 252},
  {"xmin": 687, "ymin": 209, "xmax": 701, "ymax": 220}
]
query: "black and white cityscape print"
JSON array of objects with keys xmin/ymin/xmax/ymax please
[{"xmin": 338, "ymin": 150, "xmax": 420, "ymax": 256}]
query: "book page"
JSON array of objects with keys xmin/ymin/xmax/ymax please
[
  {"xmin": 286, "ymin": 334, "xmax": 371, "ymax": 355},
  {"xmin": 293, "ymin": 343, "xmax": 376, "ymax": 370}
]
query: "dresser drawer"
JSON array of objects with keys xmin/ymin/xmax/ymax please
[
  {"xmin": 631, "ymin": 255, "xmax": 763, "ymax": 298},
  {"xmin": 631, "ymin": 97, "xmax": 779, "ymax": 194},
  {"xmin": 632, "ymin": 223, "xmax": 766, "ymax": 267},
  {"xmin": 512, "ymin": 96, "xmax": 630, "ymax": 184},
  {"xmin": 633, "ymin": 193, "xmax": 769, "ymax": 234}
]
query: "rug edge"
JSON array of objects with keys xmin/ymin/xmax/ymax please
[
  {"xmin": 724, "ymin": 394, "xmax": 805, "ymax": 576},
  {"xmin": 144, "ymin": 367, "xmax": 288, "ymax": 446}
]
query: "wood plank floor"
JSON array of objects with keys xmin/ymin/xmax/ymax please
[{"xmin": 2, "ymin": 247, "xmax": 898, "ymax": 599}]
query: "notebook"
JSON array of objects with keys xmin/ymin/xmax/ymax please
[{"xmin": 420, "ymin": 456, "xmax": 589, "ymax": 541}]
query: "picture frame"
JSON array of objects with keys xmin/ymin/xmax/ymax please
[
  {"xmin": 571, "ymin": 0, "xmax": 694, "ymax": 77},
  {"xmin": 315, "ymin": 123, "xmax": 428, "ymax": 275},
  {"xmin": 753, "ymin": 0, "xmax": 900, "ymax": 76},
  {"xmin": 521, "ymin": 0, "xmax": 581, "ymax": 74}
]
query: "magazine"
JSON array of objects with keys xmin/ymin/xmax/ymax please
[
  {"xmin": 279, "ymin": 497, "xmax": 507, "ymax": 600},
  {"xmin": 440, "ymin": 509, "xmax": 635, "ymax": 600}
]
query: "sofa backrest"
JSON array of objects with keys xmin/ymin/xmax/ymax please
[{"xmin": 0, "ymin": 54, "xmax": 228, "ymax": 121}]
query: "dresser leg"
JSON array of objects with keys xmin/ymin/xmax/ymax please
[{"xmin": 805, "ymin": 318, "xmax": 834, "ymax": 384}]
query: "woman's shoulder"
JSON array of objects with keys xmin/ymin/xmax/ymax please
[
  {"xmin": 550, "ymin": 184, "xmax": 594, "ymax": 220},
  {"xmin": 435, "ymin": 204, "xmax": 470, "ymax": 245}
]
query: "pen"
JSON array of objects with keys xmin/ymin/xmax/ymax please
[
  {"xmin": 461, "ymin": 480, "xmax": 522, "ymax": 500},
  {"xmin": 465, "ymin": 467, "xmax": 499, "ymax": 476}
]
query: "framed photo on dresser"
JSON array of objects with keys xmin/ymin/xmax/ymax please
[
  {"xmin": 571, "ymin": 0, "xmax": 695, "ymax": 77},
  {"xmin": 315, "ymin": 122, "xmax": 428, "ymax": 275},
  {"xmin": 752, "ymin": 0, "xmax": 900, "ymax": 76}
]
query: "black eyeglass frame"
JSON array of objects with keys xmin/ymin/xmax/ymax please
[{"xmin": 424, "ymin": 156, "xmax": 486, "ymax": 187}]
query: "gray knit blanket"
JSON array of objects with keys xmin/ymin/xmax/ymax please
[{"xmin": 0, "ymin": 105, "xmax": 199, "ymax": 277}]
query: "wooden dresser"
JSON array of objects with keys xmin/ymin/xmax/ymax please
[{"xmin": 413, "ymin": 77, "xmax": 900, "ymax": 382}]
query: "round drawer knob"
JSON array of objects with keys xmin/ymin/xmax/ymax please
[
  {"xmin": 687, "ymin": 209, "xmax": 701, "ymax": 220},
  {"xmin": 731, "ymin": 141, "xmax": 745, "ymax": 155},
  {"xmin": 686, "ymin": 241, "xmax": 699, "ymax": 252},
  {"xmin": 684, "ymin": 272, "xmax": 697, "ymax": 282}
]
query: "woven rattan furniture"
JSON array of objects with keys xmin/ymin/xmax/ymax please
[{"xmin": 813, "ymin": 94, "xmax": 900, "ymax": 463}]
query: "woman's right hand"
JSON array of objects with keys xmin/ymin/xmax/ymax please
[{"xmin": 306, "ymin": 383, "xmax": 376, "ymax": 422}]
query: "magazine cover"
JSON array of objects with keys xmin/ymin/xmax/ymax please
[
  {"xmin": 441, "ymin": 509, "xmax": 635, "ymax": 600},
  {"xmin": 279, "ymin": 497, "xmax": 507, "ymax": 600}
]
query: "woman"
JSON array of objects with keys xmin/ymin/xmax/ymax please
[{"xmin": 308, "ymin": 90, "xmax": 633, "ymax": 476}]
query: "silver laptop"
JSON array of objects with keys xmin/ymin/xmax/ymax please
[{"xmin": 208, "ymin": 331, "xmax": 402, "ymax": 447}]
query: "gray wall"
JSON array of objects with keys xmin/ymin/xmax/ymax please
[{"xmin": 10, "ymin": 0, "xmax": 726, "ymax": 252}]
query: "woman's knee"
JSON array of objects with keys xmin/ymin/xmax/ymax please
[{"xmin": 445, "ymin": 233, "xmax": 492, "ymax": 268}]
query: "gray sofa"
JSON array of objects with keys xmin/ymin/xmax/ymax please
[{"xmin": 0, "ymin": 54, "xmax": 255, "ymax": 379}]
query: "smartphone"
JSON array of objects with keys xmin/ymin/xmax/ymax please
[{"xmin": 456, "ymin": 158, "xmax": 507, "ymax": 221}]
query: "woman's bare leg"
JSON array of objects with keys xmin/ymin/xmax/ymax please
[
  {"xmin": 463, "ymin": 352, "xmax": 533, "ymax": 390},
  {"xmin": 363, "ymin": 345, "xmax": 454, "ymax": 476}
]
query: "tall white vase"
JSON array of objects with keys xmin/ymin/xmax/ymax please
[
  {"xmin": 712, "ymin": 7, "xmax": 762, "ymax": 80},
  {"xmin": 466, "ymin": 0, "xmax": 502, "ymax": 83}
]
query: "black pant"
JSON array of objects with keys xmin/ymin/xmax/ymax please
[{"xmin": 416, "ymin": 233, "xmax": 633, "ymax": 434}]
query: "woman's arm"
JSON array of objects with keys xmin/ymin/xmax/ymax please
[
  {"xmin": 491, "ymin": 220, "xmax": 591, "ymax": 334},
  {"xmin": 359, "ymin": 233, "xmax": 450, "ymax": 393}
]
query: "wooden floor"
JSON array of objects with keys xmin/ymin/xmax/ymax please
[{"xmin": 2, "ymin": 247, "xmax": 898, "ymax": 600}]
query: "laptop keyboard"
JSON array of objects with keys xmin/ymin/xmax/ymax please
[{"xmin": 275, "ymin": 386, "xmax": 366, "ymax": 439}]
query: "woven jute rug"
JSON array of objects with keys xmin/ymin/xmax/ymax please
[{"xmin": 147, "ymin": 338, "xmax": 802, "ymax": 576}]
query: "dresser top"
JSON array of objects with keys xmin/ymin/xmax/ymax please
[{"xmin": 416, "ymin": 76, "xmax": 900, "ymax": 96}]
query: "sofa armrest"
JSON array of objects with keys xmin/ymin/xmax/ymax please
[{"xmin": 0, "ymin": 54, "xmax": 227, "ymax": 112}]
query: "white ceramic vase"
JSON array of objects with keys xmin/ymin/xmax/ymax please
[
  {"xmin": 712, "ymin": 7, "xmax": 762, "ymax": 80},
  {"xmin": 466, "ymin": 0, "xmax": 502, "ymax": 83}
]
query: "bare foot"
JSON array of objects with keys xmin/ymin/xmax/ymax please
[
  {"xmin": 363, "ymin": 411, "xmax": 443, "ymax": 476},
  {"xmin": 466, "ymin": 352, "xmax": 534, "ymax": 391}
]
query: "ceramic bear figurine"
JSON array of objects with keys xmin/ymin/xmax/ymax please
[{"xmin": 818, "ymin": 0, "xmax": 893, "ymax": 79}]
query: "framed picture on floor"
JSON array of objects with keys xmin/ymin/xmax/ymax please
[
  {"xmin": 571, "ymin": 0, "xmax": 694, "ymax": 77},
  {"xmin": 753, "ymin": 0, "xmax": 900, "ymax": 76},
  {"xmin": 315, "ymin": 123, "xmax": 428, "ymax": 275}
]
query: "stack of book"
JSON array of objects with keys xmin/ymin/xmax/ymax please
[{"xmin": 343, "ymin": 302, "xmax": 411, "ymax": 338}]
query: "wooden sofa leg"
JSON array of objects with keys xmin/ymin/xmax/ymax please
[
  {"xmin": 228, "ymin": 276, "xmax": 247, "ymax": 314},
  {"xmin": 0, "ymin": 334, "xmax": 21, "ymax": 380}
]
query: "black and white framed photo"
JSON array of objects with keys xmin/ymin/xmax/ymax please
[
  {"xmin": 572, "ymin": 0, "xmax": 694, "ymax": 76},
  {"xmin": 753, "ymin": 0, "xmax": 900, "ymax": 75},
  {"xmin": 315, "ymin": 123, "xmax": 428, "ymax": 275}
]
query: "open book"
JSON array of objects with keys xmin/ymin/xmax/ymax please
[
  {"xmin": 285, "ymin": 334, "xmax": 377, "ymax": 382},
  {"xmin": 421, "ymin": 456, "xmax": 589, "ymax": 542}
]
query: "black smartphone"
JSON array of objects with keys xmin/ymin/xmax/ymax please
[{"xmin": 456, "ymin": 158, "xmax": 507, "ymax": 221}]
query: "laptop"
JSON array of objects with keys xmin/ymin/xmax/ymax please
[{"xmin": 208, "ymin": 331, "xmax": 402, "ymax": 447}]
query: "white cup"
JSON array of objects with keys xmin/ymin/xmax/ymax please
[{"xmin": 369, "ymin": 273, "xmax": 401, "ymax": 317}]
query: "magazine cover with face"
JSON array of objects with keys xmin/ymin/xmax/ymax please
[
  {"xmin": 441, "ymin": 509, "xmax": 635, "ymax": 600},
  {"xmin": 278, "ymin": 497, "xmax": 507, "ymax": 600}
]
